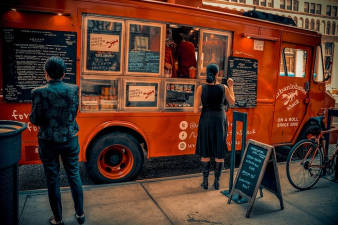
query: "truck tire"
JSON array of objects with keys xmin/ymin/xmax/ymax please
[{"xmin": 86, "ymin": 132, "xmax": 144, "ymax": 183}]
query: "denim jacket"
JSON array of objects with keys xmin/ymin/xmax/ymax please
[{"xmin": 30, "ymin": 80, "xmax": 79, "ymax": 143}]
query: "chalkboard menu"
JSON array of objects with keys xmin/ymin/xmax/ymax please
[
  {"xmin": 228, "ymin": 139, "xmax": 284, "ymax": 218},
  {"xmin": 2, "ymin": 28, "xmax": 77, "ymax": 102},
  {"xmin": 128, "ymin": 51, "xmax": 160, "ymax": 73},
  {"xmin": 227, "ymin": 56, "xmax": 257, "ymax": 108},
  {"xmin": 234, "ymin": 142, "xmax": 267, "ymax": 198}
]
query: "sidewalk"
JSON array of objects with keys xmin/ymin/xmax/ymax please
[{"xmin": 19, "ymin": 163, "xmax": 338, "ymax": 225}]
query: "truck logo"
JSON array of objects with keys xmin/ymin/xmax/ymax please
[
  {"xmin": 281, "ymin": 90, "xmax": 298, "ymax": 105},
  {"xmin": 276, "ymin": 84, "xmax": 306, "ymax": 111}
]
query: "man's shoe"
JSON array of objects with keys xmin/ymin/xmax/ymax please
[
  {"xmin": 49, "ymin": 216, "xmax": 64, "ymax": 225},
  {"xmin": 75, "ymin": 214, "xmax": 85, "ymax": 224}
]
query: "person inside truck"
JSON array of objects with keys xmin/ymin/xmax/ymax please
[{"xmin": 176, "ymin": 28, "xmax": 197, "ymax": 78}]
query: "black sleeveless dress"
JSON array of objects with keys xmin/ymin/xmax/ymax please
[{"xmin": 196, "ymin": 84, "xmax": 228, "ymax": 158}]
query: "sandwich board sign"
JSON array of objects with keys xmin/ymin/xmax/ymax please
[{"xmin": 227, "ymin": 139, "xmax": 284, "ymax": 218}]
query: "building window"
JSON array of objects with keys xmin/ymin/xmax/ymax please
[
  {"xmin": 310, "ymin": 3, "xmax": 315, "ymax": 14},
  {"xmin": 239, "ymin": 0, "xmax": 246, "ymax": 3},
  {"xmin": 299, "ymin": 17, "xmax": 304, "ymax": 28},
  {"xmin": 305, "ymin": 18, "xmax": 309, "ymax": 29},
  {"xmin": 324, "ymin": 43, "xmax": 334, "ymax": 79},
  {"xmin": 316, "ymin": 20, "xmax": 320, "ymax": 32},
  {"xmin": 333, "ymin": 6, "xmax": 337, "ymax": 17},
  {"xmin": 280, "ymin": 0, "xmax": 285, "ymax": 9},
  {"xmin": 293, "ymin": 0, "xmax": 299, "ymax": 11},
  {"xmin": 316, "ymin": 4, "xmax": 321, "ymax": 15},
  {"xmin": 260, "ymin": 0, "xmax": 266, "ymax": 7},
  {"xmin": 322, "ymin": 21, "xmax": 326, "ymax": 34},
  {"xmin": 304, "ymin": 2, "xmax": 309, "ymax": 13},
  {"xmin": 253, "ymin": 0, "xmax": 259, "ymax": 5},
  {"xmin": 333, "ymin": 22, "xmax": 336, "ymax": 35},
  {"xmin": 287, "ymin": 0, "xmax": 292, "ymax": 10},
  {"xmin": 310, "ymin": 19, "xmax": 315, "ymax": 30},
  {"xmin": 267, "ymin": 0, "xmax": 273, "ymax": 7},
  {"xmin": 326, "ymin": 5, "xmax": 331, "ymax": 16},
  {"xmin": 294, "ymin": 17, "xmax": 298, "ymax": 26},
  {"xmin": 327, "ymin": 21, "xmax": 331, "ymax": 35},
  {"xmin": 231, "ymin": 0, "xmax": 238, "ymax": 2}
]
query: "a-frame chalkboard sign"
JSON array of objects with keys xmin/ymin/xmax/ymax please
[{"xmin": 227, "ymin": 139, "xmax": 284, "ymax": 218}]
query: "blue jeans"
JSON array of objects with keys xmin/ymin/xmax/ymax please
[{"xmin": 38, "ymin": 136, "xmax": 84, "ymax": 221}]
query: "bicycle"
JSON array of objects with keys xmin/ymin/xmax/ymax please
[{"xmin": 286, "ymin": 126, "xmax": 338, "ymax": 191}]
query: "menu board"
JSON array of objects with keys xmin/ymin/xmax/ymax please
[
  {"xmin": 2, "ymin": 28, "xmax": 76, "ymax": 102},
  {"xmin": 227, "ymin": 56, "xmax": 257, "ymax": 108},
  {"xmin": 85, "ymin": 18, "xmax": 122, "ymax": 72},
  {"xmin": 128, "ymin": 51, "xmax": 160, "ymax": 73},
  {"xmin": 234, "ymin": 142, "xmax": 268, "ymax": 198}
]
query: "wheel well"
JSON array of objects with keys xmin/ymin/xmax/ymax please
[{"xmin": 86, "ymin": 126, "xmax": 147, "ymax": 160}]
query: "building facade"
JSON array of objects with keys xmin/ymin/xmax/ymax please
[{"xmin": 203, "ymin": 0, "xmax": 338, "ymax": 103}]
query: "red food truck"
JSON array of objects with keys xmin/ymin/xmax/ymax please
[{"xmin": 0, "ymin": 0, "xmax": 335, "ymax": 183}]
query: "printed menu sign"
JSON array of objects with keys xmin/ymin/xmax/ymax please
[
  {"xmin": 125, "ymin": 82, "xmax": 158, "ymax": 107},
  {"xmin": 227, "ymin": 56, "xmax": 257, "ymax": 108},
  {"xmin": 2, "ymin": 28, "xmax": 77, "ymax": 102}
]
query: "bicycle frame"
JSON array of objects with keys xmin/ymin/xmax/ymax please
[{"xmin": 308, "ymin": 128, "xmax": 338, "ymax": 172}]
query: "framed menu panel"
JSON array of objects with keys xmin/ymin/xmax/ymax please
[
  {"xmin": 164, "ymin": 80, "xmax": 196, "ymax": 110},
  {"xmin": 124, "ymin": 79, "xmax": 160, "ymax": 110},
  {"xmin": 83, "ymin": 16, "xmax": 124, "ymax": 74},
  {"xmin": 198, "ymin": 29, "xmax": 232, "ymax": 79},
  {"xmin": 126, "ymin": 21, "xmax": 164, "ymax": 76}
]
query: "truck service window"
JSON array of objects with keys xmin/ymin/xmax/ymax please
[{"xmin": 199, "ymin": 30, "xmax": 231, "ymax": 79}]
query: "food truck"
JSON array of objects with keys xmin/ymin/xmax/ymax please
[{"xmin": 0, "ymin": 0, "xmax": 335, "ymax": 183}]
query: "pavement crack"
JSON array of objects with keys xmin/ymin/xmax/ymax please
[
  {"xmin": 140, "ymin": 183, "xmax": 175, "ymax": 225},
  {"xmin": 19, "ymin": 194, "xmax": 29, "ymax": 225}
]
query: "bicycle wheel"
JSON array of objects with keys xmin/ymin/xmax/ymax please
[{"xmin": 286, "ymin": 139, "xmax": 324, "ymax": 190}]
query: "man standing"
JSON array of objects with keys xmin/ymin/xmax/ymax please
[{"xmin": 30, "ymin": 56, "xmax": 85, "ymax": 225}]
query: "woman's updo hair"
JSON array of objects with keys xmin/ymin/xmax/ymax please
[{"xmin": 206, "ymin": 63, "xmax": 219, "ymax": 83}]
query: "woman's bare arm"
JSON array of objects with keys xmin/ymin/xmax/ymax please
[{"xmin": 194, "ymin": 85, "xmax": 202, "ymax": 113}]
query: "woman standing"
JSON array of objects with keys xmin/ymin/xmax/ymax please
[{"xmin": 194, "ymin": 64, "xmax": 235, "ymax": 190}]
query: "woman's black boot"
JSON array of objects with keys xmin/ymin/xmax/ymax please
[
  {"xmin": 213, "ymin": 162, "xmax": 223, "ymax": 190},
  {"xmin": 200, "ymin": 161, "xmax": 210, "ymax": 190}
]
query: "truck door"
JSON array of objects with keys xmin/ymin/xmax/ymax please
[{"xmin": 271, "ymin": 43, "xmax": 312, "ymax": 143}]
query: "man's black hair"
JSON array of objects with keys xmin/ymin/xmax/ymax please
[{"xmin": 44, "ymin": 56, "xmax": 66, "ymax": 80}]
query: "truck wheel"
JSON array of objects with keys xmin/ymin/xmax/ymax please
[{"xmin": 86, "ymin": 132, "xmax": 144, "ymax": 183}]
